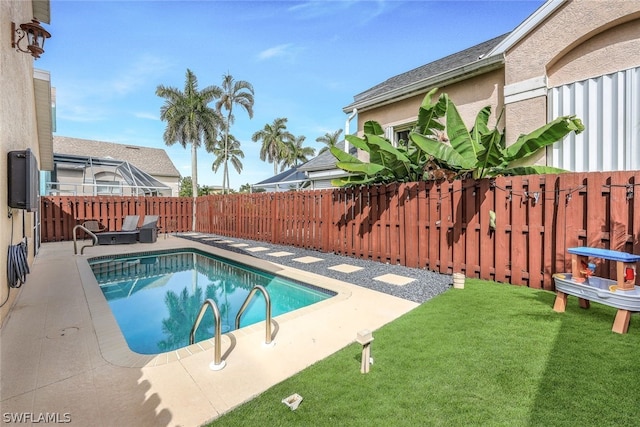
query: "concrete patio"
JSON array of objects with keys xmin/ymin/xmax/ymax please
[{"xmin": 1, "ymin": 235, "xmax": 418, "ymax": 426}]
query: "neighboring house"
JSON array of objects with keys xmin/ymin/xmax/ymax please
[
  {"xmin": 343, "ymin": 0, "xmax": 640, "ymax": 173},
  {"xmin": 296, "ymin": 142, "xmax": 358, "ymax": 190},
  {"xmin": 1, "ymin": 0, "xmax": 53, "ymax": 324},
  {"xmin": 51, "ymin": 136, "xmax": 181, "ymax": 196},
  {"xmin": 252, "ymin": 166, "xmax": 309, "ymax": 192},
  {"xmin": 253, "ymin": 142, "xmax": 359, "ymax": 191}
]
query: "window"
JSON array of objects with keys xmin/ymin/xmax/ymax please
[
  {"xmin": 96, "ymin": 180, "xmax": 121, "ymax": 194},
  {"xmin": 384, "ymin": 123, "xmax": 414, "ymax": 148}
]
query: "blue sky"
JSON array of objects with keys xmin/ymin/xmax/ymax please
[{"xmin": 39, "ymin": 0, "xmax": 544, "ymax": 190}]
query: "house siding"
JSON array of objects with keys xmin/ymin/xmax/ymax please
[
  {"xmin": 357, "ymin": 68, "xmax": 505, "ymax": 134},
  {"xmin": 503, "ymin": 0, "xmax": 640, "ymax": 142},
  {"xmin": 0, "ymin": 0, "xmax": 46, "ymax": 326}
]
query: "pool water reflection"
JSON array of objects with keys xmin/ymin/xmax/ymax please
[{"xmin": 89, "ymin": 250, "xmax": 334, "ymax": 354}]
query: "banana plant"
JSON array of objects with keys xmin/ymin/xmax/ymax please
[
  {"xmin": 331, "ymin": 89, "xmax": 585, "ymax": 186},
  {"xmin": 330, "ymin": 121, "xmax": 423, "ymax": 186},
  {"xmin": 410, "ymin": 93, "xmax": 585, "ymax": 179}
]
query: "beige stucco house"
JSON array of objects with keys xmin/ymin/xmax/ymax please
[
  {"xmin": 1, "ymin": 0, "xmax": 53, "ymax": 325},
  {"xmin": 51, "ymin": 136, "xmax": 181, "ymax": 197},
  {"xmin": 344, "ymin": 0, "xmax": 640, "ymax": 173}
]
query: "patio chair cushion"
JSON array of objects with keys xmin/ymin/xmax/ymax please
[
  {"xmin": 82, "ymin": 220, "xmax": 106, "ymax": 233},
  {"xmin": 140, "ymin": 215, "xmax": 158, "ymax": 229},
  {"xmin": 121, "ymin": 215, "xmax": 140, "ymax": 231}
]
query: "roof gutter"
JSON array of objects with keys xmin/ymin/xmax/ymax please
[
  {"xmin": 343, "ymin": 53, "xmax": 505, "ymax": 113},
  {"xmin": 344, "ymin": 108, "xmax": 357, "ymax": 154}
]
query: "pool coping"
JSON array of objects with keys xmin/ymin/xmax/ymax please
[{"xmin": 77, "ymin": 239, "xmax": 355, "ymax": 368}]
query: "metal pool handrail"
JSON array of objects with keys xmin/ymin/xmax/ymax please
[
  {"xmin": 72, "ymin": 224, "xmax": 97, "ymax": 255},
  {"xmin": 190, "ymin": 299, "xmax": 226, "ymax": 370},
  {"xmin": 235, "ymin": 285, "xmax": 273, "ymax": 346}
]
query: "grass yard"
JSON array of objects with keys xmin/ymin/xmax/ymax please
[{"xmin": 209, "ymin": 280, "xmax": 640, "ymax": 426}]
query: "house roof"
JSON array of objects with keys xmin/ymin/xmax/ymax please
[
  {"xmin": 254, "ymin": 166, "xmax": 307, "ymax": 186},
  {"xmin": 53, "ymin": 153, "xmax": 171, "ymax": 193},
  {"xmin": 297, "ymin": 141, "xmax": 356, "ymax": 172},
  {"xmin": 344, "ymin": 34, "xmax": 509, "ymax": 113},
  {"xmin": 342, "ymin": 0, "xmax": 566, "ymax": 113},
  {"xmin": 53, "ymin": 136, "xmax": 181, "ymax": 178}
]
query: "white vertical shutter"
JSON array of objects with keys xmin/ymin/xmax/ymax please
[{"xmin": 548, "ymin": 66, "xmax": 640, "ymax": 172}]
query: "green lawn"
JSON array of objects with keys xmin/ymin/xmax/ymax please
[{"xmin": 209, "ymin": 280, "xmax": 640, "ymax": 426}]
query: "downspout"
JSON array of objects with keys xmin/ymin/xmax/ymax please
[{"xmin": 344, "ymin": 108, "xmax": 357, "ymax": 154}]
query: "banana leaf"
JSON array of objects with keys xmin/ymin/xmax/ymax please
[
  {"xmin": 475, "ymin": 129, "xmax": 505, "ymax": 178},
  {"xmin": 504, "ymin": 116, "xmax": 585, "ymax": 162},
  {"xmin": 444, "ymin": 95, "xmax": 481, "ymax": 164},
  {"xmin": 497, "ymin": 165, "xmax": 569, "ymax": 176},
  {"xmin": 364, "ymin": 121, "xmax": 385, "ymax": 136},
  {"xmin": 335, "ymin": 161, "xmax": 386, "ymax": 175},
  {"xmin": 345, "ymin": 134, "xmax": 371, "ymax": 153},
  {"xmin": 330, "ymin": 145, "xmax": 362, "ymax": 164},
  {"xmin": 415, "ymin": 88, "xmax": 446, "ymax": 136},
  {"xmin": 471, "ymin": 106, "xmax": 492, "ymax": 143},
  {"xmin": 331, "ymin": 175, "xmax": 376, "ymax": 187},
  {"xmin": 410, "ymin": 132, "xmax": 475, "ymax": 170}
]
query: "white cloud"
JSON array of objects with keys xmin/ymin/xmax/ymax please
[
  {"xmin": 257, "ymin": 44, "xmax": 295, "ymax": 61},
  {"xmin": 133, "ymin": 111, "xmax": 160, "ymax": 120},
  {"xmin": 110, "ymin": 55, "xmax": 173, "ymax": 96},
  {"xmin": 288, "ymin": 0, "xmax": 391, "ymax": 23}
]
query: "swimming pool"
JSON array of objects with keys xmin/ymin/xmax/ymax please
[{"xmin": 88, "ymin": 249, "xmax": 335, "ymax": 354}]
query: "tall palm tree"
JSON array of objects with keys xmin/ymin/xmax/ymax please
[
  {"xmin": 214, "ymin": 72, "xmax": 254, "ymax": 194},
  {"xmin": 280, "ymin": 135, "xmax": 315, "ymax": 171},
  {"xmin": 207, "ymin": 133, "xmax": 244, "ymax": 191},
  {"xmin": 251, "ymin": 117, "xmax": 294, "ymax": 175},
  {"xmin": 316, "ymin": 129, "xmax": 343, "ymax": 155},
  {"xmin": 156, "ymin": 69, "xmax": 222, "ymax": 229}
]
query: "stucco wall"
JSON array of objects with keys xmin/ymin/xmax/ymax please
[
  {"xmin": 504, "ymin": 0, "xmax": 640, "ymax": 143},
  {"xmin": 547, "ymin": 17, "xmax": 640, "ymax": 87},
  {"xmin": 357, "ymin": 68, "xmax": 505, "ymax": 133},
  {"xmin": 1, "ymin": 0, "xmax": 45, "ymax": 326}
]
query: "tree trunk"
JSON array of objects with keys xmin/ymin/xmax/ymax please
[{"xmin": 191, "ymin": 143, "xmax": 198, "ymax": 231}]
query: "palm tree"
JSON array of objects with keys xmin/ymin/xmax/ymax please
[
  {"xmin": 156, "ymin": 69, "xmax": 222, "ymax": 229},
  {"xmin": 207, "ymin": 133, "xmax": 244, "ymax": 191},
  {"xmin": 214, "ymin": 72, "xmax": 254, "ymax": 194},
  {"xmin": 280, "ymin": 135, "xmax": 315, "ymax": 171},
  {"xmin": 316, "ymin": 129, "xmax": 343, "ymax": 155},
  {"xmin": 251, "ymin": 117, "xmax": 294, "ymax": 175}
]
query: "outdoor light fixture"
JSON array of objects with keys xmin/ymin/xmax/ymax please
[{"xmin": 11, "ymin": 19, "xmax": 51, "ymax": 59}]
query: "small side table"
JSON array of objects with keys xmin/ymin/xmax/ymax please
[{"xmin": 139, "ymin": 227, "xmax": 157, "ymax": 243}]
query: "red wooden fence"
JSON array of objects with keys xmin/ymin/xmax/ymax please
[
  {"xmin": 40, "ymin": 196, "xmax": 193, "ymax": 242},
  {"xmin": 42, "ymin": 171, "xmax": 640, "ymax": 290}
]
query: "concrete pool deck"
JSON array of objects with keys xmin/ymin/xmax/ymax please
[{"xmin": 1, "ymin": 236, "xmax": 419, "ymax": 426}]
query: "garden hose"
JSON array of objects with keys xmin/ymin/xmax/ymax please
[{"xmin": 6, "ymin": 239, "xmax": 29, "ymax": 289}]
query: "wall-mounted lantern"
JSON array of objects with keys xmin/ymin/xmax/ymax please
[{"xmin": 11, "ymin": 19, "xmax": 51, "ymax": 59}]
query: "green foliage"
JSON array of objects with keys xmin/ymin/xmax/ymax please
[
  {"xmin": 214, "ymin": 72, "xmax": 254, "ymax": 194},
  {"xmin": 316, "ymin": 129, "xmax": 343, "ymax": 155},
  {"xmin": 280, "ymin": 135, "xmax": 316, "ymax": 171},
  {"xmin": 331, "ymin": 89, "xmax": 584, "ymax": 186},
  {"xmin": 179, "ymin": 176, "xmax": 212, "ymax": 197},
  {"xmin": 329, "ymin": 126, "xmax": 423, "ymax": 186},
  {"xmin": 156, "ymin": 69, "xmax": 222, "ymax": 198},
  {"xmin": 252, "ymin": 117, "xmax": 294, "ymax": 175}
]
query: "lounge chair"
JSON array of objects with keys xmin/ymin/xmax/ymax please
[
  {"xmin": 138, "ymin": 216, "xmax": 159, "ymax": 243},
  {"xmin": 82, "ymin": 220, "xmax": 107, "ymax": 233},
  {"xmin": 96, "ymin": 215, "xmax": 140, "ymax": 245}
]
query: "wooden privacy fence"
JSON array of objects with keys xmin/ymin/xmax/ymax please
[
  {"xmin": 40, "ymin": 171, "xmax": 640, "ymax": 290},
  {"xmin": 40, "ymin": 196, "xmax": 193, "ymax": 242},
  {"xmin": 195, "ymin": 171, "xmax": 640, "ymax": 290}
]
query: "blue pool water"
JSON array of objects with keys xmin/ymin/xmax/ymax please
[{"xmin": 89, "ymin": 249, "xmax": 334, "ymax": 354}]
